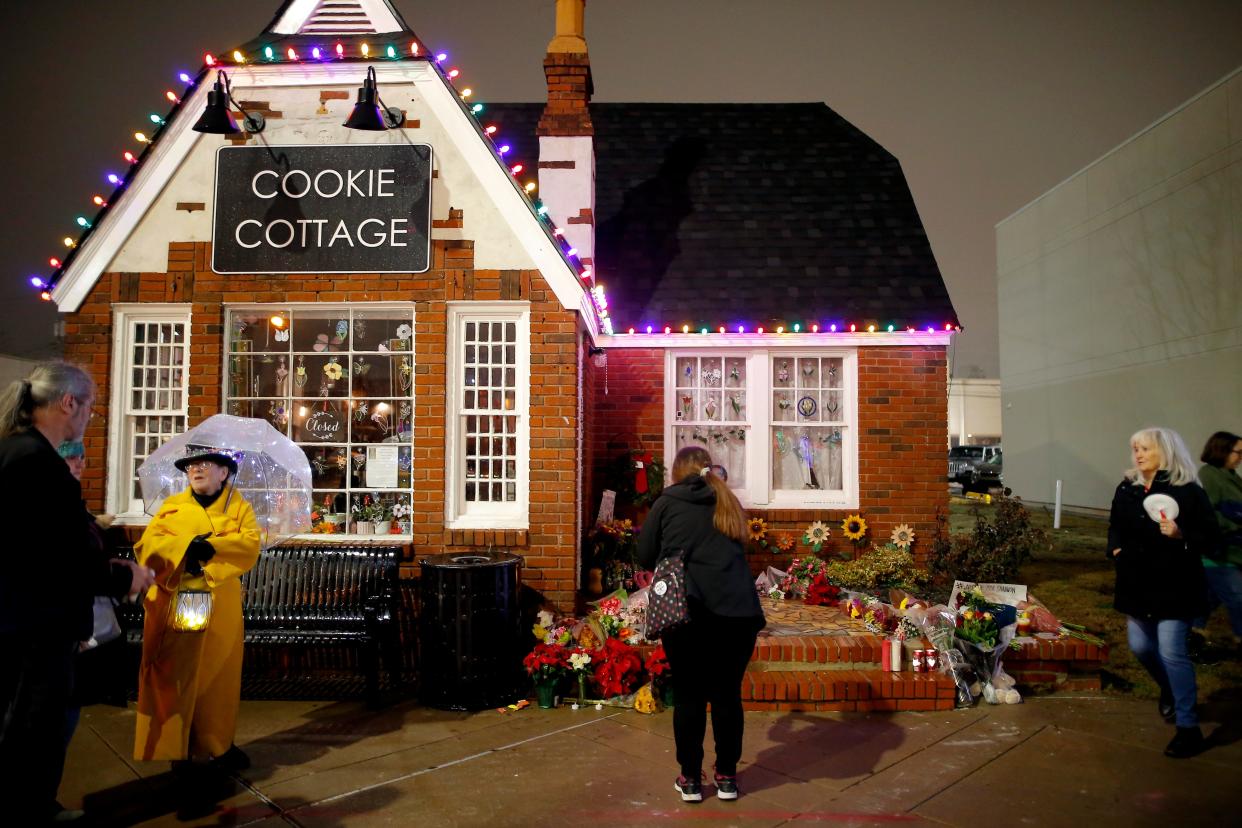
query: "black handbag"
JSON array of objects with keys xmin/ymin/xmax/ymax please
[{"xmin": 646, "ymin": 548, "xmax": 692, "ymax": 640}]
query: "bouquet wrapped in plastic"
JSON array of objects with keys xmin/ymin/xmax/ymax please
[{"xmin": 953, "ymin": 587, "xmax": 1020, "ymax": 704}]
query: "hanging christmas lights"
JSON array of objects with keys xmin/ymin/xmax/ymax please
[{"xmin": 22, "ymin": 35, "xmax": 957, "ymax": 343}]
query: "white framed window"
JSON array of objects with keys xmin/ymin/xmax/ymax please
[
  {"xmin": 107, "ymin": 305, "xmax": 191, "ymax": 516},
  {"xmin": 446, "ymin": 302, "xmax": 530, "ymax": 529},
  {"xmin": 666, "ymin": 349, "xmax": 858, "ymax": 509},
  {"xmin": 224, "ymin": 304, "xmax": 416, "ymax": 536}
]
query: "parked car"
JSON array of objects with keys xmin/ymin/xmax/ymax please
[
  {"xmin": 966, "ymin": 449, "xmax": 1003, "ymax": 493},
  {"xmin": 947, "ymin": 444, "xmax": 1001, "ymax": 490}
]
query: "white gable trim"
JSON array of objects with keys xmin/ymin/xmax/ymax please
[
  {"xmin": 51, "ymin": 63, "xmax": 596, "ymax": 337},
  {"xmin": 272, "ymin": 0, "xmax": 405, "ymax": 35}
]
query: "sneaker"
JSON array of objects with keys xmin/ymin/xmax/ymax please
[
  {"xmin": 713, "ymin": 772, "xmax": 739, "ymax": 800},
  {"xmin": 1158, "ymin": 691, "xmax": 1175, "ymax": 724},
  {"xmin": 674, "ymin": 774, "xmax": 703, "ymax": 803},
  {"xmin": 1164, "ymin": 726, "xmax": 1206, "ymax": 759}
]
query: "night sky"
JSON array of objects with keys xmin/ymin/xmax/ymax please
[{"xmin": 2, "ymin": 0, "xmax": 1239, "ymax": 377}]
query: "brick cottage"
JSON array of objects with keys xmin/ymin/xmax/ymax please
[{"xmin": 44, "ymin": 0, "xmax": 957, "ymax": 612}]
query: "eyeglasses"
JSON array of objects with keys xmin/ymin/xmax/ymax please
[{"xmin": 184, "ymin": 460, "xmax": 223, "ymax": 471}]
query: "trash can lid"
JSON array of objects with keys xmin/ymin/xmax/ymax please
[{"xmin": 419, "ymin": 550, "xmax": 524, "ymax": 569}]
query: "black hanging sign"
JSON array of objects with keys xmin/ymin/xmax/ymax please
[{"xmin": 211, "ymin": 144, "xmax": 432, "ymax": 274}]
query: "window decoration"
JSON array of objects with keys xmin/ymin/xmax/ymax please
[
  {"xmin": 225, "ymin": 305, "xmax": 414, "ymax": 534},
  {"xmin": 673, "ymin": 355, "xmax": 748, "ymax": 487},
  {"xmin": 668, "ymin": 349, "xmax": 857, "ymax": 509}
]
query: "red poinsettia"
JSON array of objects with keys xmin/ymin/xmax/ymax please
[
  {"xmin": 804, "ymin": 573, "xmax": 841, "ymax": 607},
  {"xmin": 644, "ymin": 644, "xmax": 671, "ymax": 680},
  {"xmin": 591, "ymin": 637, "xmax": 644, "ymax": 698},
  {"xmin": 523, "ymin": 642, "xmax": 570, "ymax": 683}
]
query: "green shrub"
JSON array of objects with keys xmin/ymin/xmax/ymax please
[
  {"xmin": 822, "ymin": 543, "xmax": 929, "ymax": 592},
  {"xmin": 930, "ymin": 496, "xmax": 1050, "ymax": 585}
]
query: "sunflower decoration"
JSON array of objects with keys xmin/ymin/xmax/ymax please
[
  {"xmin": 802, "ymin": 520, "xmax": 830, "ymax": 553},
  {"xmin": 842, "ymin": 514, "xmax": 868, "ymax": 555},
  {"xmin": 774, "ymin": 532, "xmax": 796, "ymax": 553},
  {"xmin": 890, "ymin": 523, "xmax": 915, "ymax": 550},
  {"xmin": 747, "ymin": 517, "xmax": 769, "ymax": 545}
]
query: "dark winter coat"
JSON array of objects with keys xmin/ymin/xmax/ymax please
[
  {"xmin": 0, "ymin": 429, "xmax": 130, "ymax": 641},
  {"xmin": 636, "ymin": 475, "xmax": 764, "ymax": 620},
  {"xmin": 1106, "ymin": 471, "xmax": 1217, "ymax": 620}
]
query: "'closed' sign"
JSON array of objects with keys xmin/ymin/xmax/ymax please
[{"xmin": 211, "ymin": 144, "xmax": 432, "ymax": 274}]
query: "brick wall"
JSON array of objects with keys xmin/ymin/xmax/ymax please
[
  {"xmin": 588, "ymin": 345, "xmax": 948, "ymax": 569},
  {"xmin": 62, "ymin": 239, "xmax": 585, "ymax": 609}
]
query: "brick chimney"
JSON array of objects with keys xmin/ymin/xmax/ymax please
[{"xmin": 537, "ymin": 0, "xmax": 594, "ymax": 274}]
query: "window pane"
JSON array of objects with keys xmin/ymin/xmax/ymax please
[
  {"xmin": 675, "ymin": 425, "xmax": 746, "ymax": 488},
  {"xmin": 461, "ymin": 412, "xmax": 518, "ymax": 503},
  {"xmin": 771, "ymin": 426, "xmax": 843, "ymax": 492},
  {"xmin": 352, "ymin": 309, "xmax": 414, "ymax": 352},
  {"xmin": 226, "ymin": 307, "xmax": 416, "ymax": 532}
]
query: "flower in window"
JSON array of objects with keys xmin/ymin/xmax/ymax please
[
  {"xmin": 842, "ymin": 514, "xmax": 868, "ymax": 542},
  {"xmin": 323, "ymin": 359, "xmax": 344, "ymax": 381},
  {"xmin": 889, "ymin": 523, "xmax": 915, "ymax": 550},
  {"xmin": 396, "ymin": 323, "xmax": 413, "ymax": 341},
  {"xmin": 802, "ymin": 521, "xmax": 830, "ymax": 552},
  {"xmin": 746, "ymin": 517, "xmax": 768, "ymax": 544}
]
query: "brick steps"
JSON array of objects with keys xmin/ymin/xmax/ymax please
[
  {"xmin": 1005, "ymin": 637, "xmax": 1108, "ymax": 693},
  {"xmin": 743, "ymin": 633, "xmax": 956, "ymax": 712}
]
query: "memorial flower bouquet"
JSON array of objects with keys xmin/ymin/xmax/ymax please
[
  {"xmin": 803, "ymin": 573, "xmax": 841, "ymax": 607},
  {"xmin": 643, "ymin": 643, "xmax": 673, "ymax": 705},
  {"xmin": 569, "ymin": 648, "xmax": 593, "ymax": 706},
  {"xmin": 590, "ymin": 638, "xmax": 644, "ymax": 698},
  {"xmin": 523, "ymin": 642, "xmax": 571, "ymax": 686}
]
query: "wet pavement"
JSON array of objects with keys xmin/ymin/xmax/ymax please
[{"xmin": 60, "ymin": 689, "xmax": 1241, "ymax": 827}]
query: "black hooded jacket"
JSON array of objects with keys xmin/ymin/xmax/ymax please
[
  {"xmin": 1107, "ymin": 471, "xmax": 1216, "ymax": 620},
  {"xmin": 636, "ymin": 475, "xmax": 764, "ymax": 620},
  {"xmin": 0, "ymin": 428, "xmax": 131, "ymax": 640}
]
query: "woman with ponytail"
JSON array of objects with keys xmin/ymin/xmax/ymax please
[
  {"xmin": 637, "ymin": 445, "xmax": 764, "ymax": 804},
  {"xmin": 0, "ymin": 362, "xmax": 154, "ymax": 822}
]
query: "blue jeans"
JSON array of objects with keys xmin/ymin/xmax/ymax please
[
  {"xmin": 1193, "ymin": 565, "xmax": 1242, "ymax": 636},
  {"xmin": 1126, "ymin": 617, "xmax": 1197, "ymax": 727}
]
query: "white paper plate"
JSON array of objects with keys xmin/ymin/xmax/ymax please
[{"xmin": 1142, "ymin": 493, "xmax": 1179, "ymax": 522}]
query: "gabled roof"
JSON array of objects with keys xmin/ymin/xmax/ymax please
[
  {"xmin": 48, "ymin": 62, "xmax": 599, "ymax": 334},
  {"xmin": 267, "ymin": 0, "xmax": 410, "ymax": 36},
  {"xmin": 236, "ymin": 0, "xmax": 428, "ymax": 56},
  {"xmin": 488, "ymin": 102, "xmax": 958, "ymax": 333}
]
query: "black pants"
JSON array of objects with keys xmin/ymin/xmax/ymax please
[
  {"xmin": 661, "ymin": 602, "xmax": 761, "ymax": 777},
  {"xmin": 0, "ymin": 633, "xmax": 76, "ymax": 821}
]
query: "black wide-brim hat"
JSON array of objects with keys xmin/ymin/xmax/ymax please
[{"xmin": 174, "ymin": 445, "xmax": 241, "ymax": 474}]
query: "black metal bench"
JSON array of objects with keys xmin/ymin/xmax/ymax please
[{"xmin": 119, "ymin": 541, "xmax": 403, "ymax": 708}]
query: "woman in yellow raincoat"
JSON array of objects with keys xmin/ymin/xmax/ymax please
[{"xmin": 133, "ymin": 447, "xmax": 260, "ymax": 768}]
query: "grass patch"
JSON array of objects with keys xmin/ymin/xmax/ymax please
[{"xmin": 948, "ymin": 496, "xmax": 1242, "ymax": 701}]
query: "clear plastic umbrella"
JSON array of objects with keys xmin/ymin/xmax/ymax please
[{"xmin": 138, "ymin": 414, "xmax": 312, "ymax": 548}]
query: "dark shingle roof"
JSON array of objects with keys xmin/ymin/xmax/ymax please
[{"xmin": 486, "ymin": 102, "xmax": 957, "ymax": 332}]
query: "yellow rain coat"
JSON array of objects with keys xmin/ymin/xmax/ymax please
[{"xmin": 133, "ymin": 484, "xmax": 260, "ymax": 761}]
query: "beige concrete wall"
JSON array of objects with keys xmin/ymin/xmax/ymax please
[
  {"xmin": 996, "ymin": 67, "xmax": 1242, "ymax": 509},
  {"xmin": 948, "ymin": 378, "xmax": 1002, "ymax": 446}
]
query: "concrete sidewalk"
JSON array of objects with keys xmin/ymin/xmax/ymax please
[{"xmin": 61, "ymin": 691, "xmax": 1241, "ymax": 827}]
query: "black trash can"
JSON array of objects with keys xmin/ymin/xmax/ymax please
[{"xmin": 418, "ymin": 550, "xmax": 525, "ymax": 710}]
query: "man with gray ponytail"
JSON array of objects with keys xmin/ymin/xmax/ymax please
[{"xmin": 0, "ymin": 361, "xmax": 156, "ymax": 823}]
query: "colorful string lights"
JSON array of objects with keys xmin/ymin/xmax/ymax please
[{"xmin": 20, "ymin": 34, "xmax": 956, "ymax": 343}]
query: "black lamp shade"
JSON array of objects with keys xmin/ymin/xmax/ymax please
[
  {"xmin": 344, "ymin": 76, "xmax": 387, "ymax": 131},
  {"xmin": 192, "ymin": 82, "xmax": 241, "ymax": 135}
]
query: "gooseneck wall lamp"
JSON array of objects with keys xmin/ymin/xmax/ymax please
[
  {"xmin": 192, "ymin": 70, "xmax": 266, "ymax": 135},
  {"xmin": 344, "ymin": 66, "xmax": 404, "ymax": 131}
]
